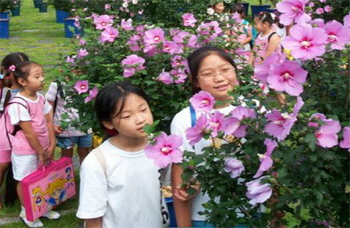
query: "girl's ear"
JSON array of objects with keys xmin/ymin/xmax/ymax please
[
  {"xmin": 17, "ymin": 77, "xmax": 26, "ymax": 87},
  {"xmin": 102, "ymin": 120, "xmax": 114, "ymax": 130}
]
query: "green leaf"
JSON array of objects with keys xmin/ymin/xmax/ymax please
[{"xmin": 305, "ymin": 133, "xmax": 316, "ymax": 151}]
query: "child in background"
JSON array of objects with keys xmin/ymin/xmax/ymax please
[
  {"xmin": 77, "ymin": 81, "xmax": 169, "ymax": 228},
  {"xmin": 249, "ymin": 11, "xmax": 281, "ymax": 66},
  {"xmin": 272, "ymin": 12, "xmax": 287, "ymax": 41},
  {"xmin": 45, "ymin": 81, "xmax": 92, "ymax": 164},
  {"xmin": 0, "ymin": 52, "xmax": 29, "ymax": 209},
  {"xmin": 7, "ymin": 61, "xmax": 59, "ymax": 227},
  {"xmin": 231, "ymin": 4, "xmax": 253, "ymax": 51},
  {"xmin": 211, "ymin": 1, "xmax": 225, "ymax": 14},
  {"xmin": 171, "ymin": 46, "xmax": 240, "ymax": 227}
]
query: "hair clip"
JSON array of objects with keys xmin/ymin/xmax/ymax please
[
  {"xmin": 270, "ymin": 13, "xmax": 276, "ymax": 20},
  {"xmin": 9, "ymin": 65, "xmax": 16, "ymax": 72}
]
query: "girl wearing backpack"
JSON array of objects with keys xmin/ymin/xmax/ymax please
[
  {"xmin": 0, "ymin": 52, "xmax": 29, "ymax": 209},
  {"xmin": 7, "ymin": 61, "xmax": 59, "ymax": 227},
  {"xmin": 249, "ymin": 12, "xmax": 282, "ymax": 66}
]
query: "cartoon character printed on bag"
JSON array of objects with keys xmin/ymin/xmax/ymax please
[
  {"xmin": 32, "ymin": 186, "xmax": 44, "ymax": 213},
  {"xmin": 44, "ymin": 178, "xmax": 68, "ymax": 210},
  {"xmin": 65, "ymin": 167, "xmax": 74, "ymax": 188}
]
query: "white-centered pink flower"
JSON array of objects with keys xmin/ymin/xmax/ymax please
[
  {"xmin": 254, "ymin": 52, "xmax": 286, "ymax": 83},
  {"xmin": 283, "ymin": 24, "xmax": 328, "ymax": 60},
  {"xmin": 267, "ymin": 60, "xmax": 308, "ymax": 96},
  {"xmin": 145, "ymin": 132, "xmax": 183, "ymax": 168},
  {"xmin": 121, "ymin": 54, "xmax": 145, "ymax": 77},
  {"xmin": 94, "ymin": 15, "xmax": 113, "ymax": 30},
  {"xmin": 276, "ymin": 0, "xmax": 311, "ymax": 26},
  {"xmin": 190, "ymin": 91, "xmax": 215, "ymax": 112},
  {"xmin": 74, "ymin": 80, "xmax": 89, "ymax": 94},
  {"xmin": 99, "ymin": 27, "xmax": 119, "ymax": 43},
  {"xmin": 323, "ymin": 20, "xmax": 350, "ymax": 50},
  {"xmin": 77, "ymin": 49, "xmax": 89, "ymax": 58},
  {"xmin": 186, "ymin": 114, "xmax": 209, "ymax": 145},
  {"xmin": 144, "ymin": 28, "xmax": 165, "ymax": 45}
]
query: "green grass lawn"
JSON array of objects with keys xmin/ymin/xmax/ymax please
[{"xmin": 0, "ymin": 0, "xmax": 73, "ymax": 83}]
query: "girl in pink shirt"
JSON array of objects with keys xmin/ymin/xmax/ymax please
[
  {"xmin": 7, "ymin": 61, "xmax": 59, "ymax": 228},
  {"xmin": 249, "ymin": 11, "xmax": 281, "ymax": 66}
]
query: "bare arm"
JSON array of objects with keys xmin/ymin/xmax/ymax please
[
  {"xmin": 171, "ymin": 164, "xmax": 193, "ymax": 227},
  {"xmin": 86, "ymin": 217, "xmax": 102, "ymax": 228},
  {"xmin": 45, "ymin": 112, "xmax": 56, "ymax": 158},
  {"xmin": 19, "ymin": 121, "xmax": 48, "ymax": 162},
  {"xmin": 240, "ymin": 28, "xmax": 253, "ymax": 46}
]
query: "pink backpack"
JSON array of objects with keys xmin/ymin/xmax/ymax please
[{"xmin": 0, "ymin": 96, "xmax": 29, "ymax": 154}]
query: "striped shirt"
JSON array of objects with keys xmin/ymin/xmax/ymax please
[{"xmin": 45, "ymin": 82, "xmax": 91, "ymax": 137}]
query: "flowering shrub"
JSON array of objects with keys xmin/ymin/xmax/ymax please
[
  {"xmin": 0, "ymin": 0, "xmax": 20, "ymax": 12},
  {"xmin": 53, "ymin": 0, "xmax": 350, "ymax": 226}
]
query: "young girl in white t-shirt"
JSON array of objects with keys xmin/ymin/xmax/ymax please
[
  {"xmin": 77, "ymin": 81, "xmax": 169, "ymax": 228},
  {"xmin": 7, "ymin": 61, "xmax": 59, "ymax": 227},
  {"xmin": 171, "ymin": 46, "xmax": 240, "ymax": 227}
]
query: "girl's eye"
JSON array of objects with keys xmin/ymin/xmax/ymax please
[
  {"xmin": 141, "ymin": 108, "xmax": 147, "ymax": 112},
  {"xmin": 121, "ymin": 115, "xmax": 130, "ymax": 119}
]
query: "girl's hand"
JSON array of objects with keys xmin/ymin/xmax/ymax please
[
  {"xmin": 46, "ymin": 145, "xmax": 56, "ymax": 159},
  {"xmin": 173, "ymin": 182, "xmax": 201, "ymax": 202},
  {"xmin": 53, "ymin": 125, "xmax": 62, "ymax": 134},
  {"xmin": 39, "ymin": 152, "xmax": 48, "ymax": 164}
]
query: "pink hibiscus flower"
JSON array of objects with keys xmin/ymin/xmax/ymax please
[
  {"xmin": 265, "ymin": 97, "xmax": 304, "ymax": 141},
  {"xmin": 283, "ymin": 24, "xmax": 328, "ymax": 60},
  {"xmin": 254, "ymin": 52, "xmax": 286, "ymax": 83},
  {"xmin": 323, "ymin": 20, "xmax": 350, "ymax": 50},
  {"xmin": 182, "ymin": 13, "xmax": 197, "ymax": 28},
  {"xmin": 230, "ymin": 106, "xmax": 256, "ymax": 137},
  {"xmin": 339, "ymin": 127, "xmax": 350, "ymax": 152},
  {"xmin": 224, "ymin": 158, "xmax": 245, "ymax": 178},
  {"xmin": 74, "ymin": 80, "xmax": 89, "ymax": 94},
  {"xmin": 158, "ymin": 70, "xmax": 173, "ymax": 84},
  {"xmin": 253, "ymin": 139, "xmax": 278, "ymax": 178},
  {"xmin": 171, "ymin": 69, "xmax": 187, "ymax": 84},
  {"xmin": 324, "ymin": 5, "xmax": 332, "ymax": 13},
  {"xmin": 316, "ymin": 8, "xmax": 324, "ymax": 15},
  {"xmin": 121, "ymin": 54, "xmax": 145, "ymax": 77},
  {"xmin": 186, "ymin": 114, "xmax": 209, "ymax": 145},
  {"xmin": 84, "ymin": 87, "xmax": 99, "ymax": 103},
  {"xmin": 309, "ymin": 18, "xmax": 325, "ymax": 28},
  {"xmin": 99, "ymin": 27, "xmax": 119, "ymax": 43},
  {"xmin": 267, "ymin": 60, "xmax": 308, "ymax": 96},
  {"xmin": 190, "ymin": 91, "xmax": 215, "ymax": 112},
  {"xmin": 127, "ymin": 35, "xmax": 142, "ymax": 52},
  {"xmin": 144, "ymin": 28, "xmax": 165, "ymax": 46},
  {"xmin": 313, "ymin": 118, "xmax": 341, "ymax": 148},
  {"xmin": 207, "ymin": 111, "xmax": 226, "ymax": 137},
  {"xmin": 94, "ymin": 15, "xmax": 113, "ymax": 30},
  {"xmin": 77, "ymin": 49, "xmax": 89, "ymax": 58},
  {"xmin": 276, "ymin": 0, "xmax": 311, "ymax": 26},
  {"xmin": 121, "ymin": 18, "xmax": 133, "ymax": 31},
  {"xmin": 145, "ymin": 132, "xmax": 183, "ymax": 168},
  {"xmin": 344, "ymin": 13, "xmax": 350, "ymax": 28},
  {"xmin": 162, "ymin": 41, "xmax": 182, "ymax": 55},
  {"xmin": 246, "ymin": 176, "xmax": 272, "ymax": 205}
]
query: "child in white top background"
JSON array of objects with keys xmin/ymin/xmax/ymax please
[
  {"xmin": 77, "ymin": 81, "xmax": 169, "ymax": 228},
  {"xmin": 7, "ymin": 61, "xmax": 59, "ymax": 227},
  {"xmin": 171, "ymin": 46, "xmax": 240, "ymax": 227},
  {"xmin": 45, "ymin": 80, "xmax": 92, "ymax": 165},
  {"xmin": 249, "ymin": 11, "xmax": 282, "ymax": 66},
  {"xmin": 0, "ymin": 52, "xmax": 29, "ymax": 209}
]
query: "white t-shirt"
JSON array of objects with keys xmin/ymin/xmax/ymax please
[
  {"xmin": 76, "ymin": 139, "xmax": 167, "ymax": 228},
  {"xmin": 171, "ymin": 105, "xmax": 235, "ymax": 221},
  {"xmin": 7, "ymin": 93, "xmax": 51, "ymax": 125}
]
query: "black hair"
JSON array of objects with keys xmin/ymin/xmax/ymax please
[
  {"xmin": 0, "ymin": 52, "xmax": 29, "ymax": 88},
  {"xmin": 274, "ymin": 11, "xmax": 285, "ymax": 29},
  {"xmin": 256, "ymin": 11, "xmax": 275, "ymax": 26},
  {"xmin": 231, "ymin": 4, "xmax": 244, "ymax": 15},
  {"xmin": 187, "ymin": 46, "xmax": 238, "ymax": 94},
  {"xmin": 14, "ymin": 61, "xmax": 42, "ymax": 86},
  {"xmin": 94, "ymin": 81, "xmax": 149, "ymax": 133}
]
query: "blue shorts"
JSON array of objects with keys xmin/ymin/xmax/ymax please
[
  {"xmin": 192, "ymin": 220, "xmax": 249, "ymax": 228},
  {"xmin": 57, "ymin": 134, "xmax": 92, "ymax": 149}
]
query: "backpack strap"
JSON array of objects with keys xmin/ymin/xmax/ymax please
[
  {"xmin": 7, "ymin": 97, "xmax": 30, "ymax": 136},
  {"xmin": 190, "ymin": 105, "xmax": 196, "ymax": 127},
  {"xmin": 267, "ymin": 32, "xmax": 277, "ymax": 43},
  {"xmin": 93, "ymin": 147, "xmax": 107, "ymax": 177}
]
